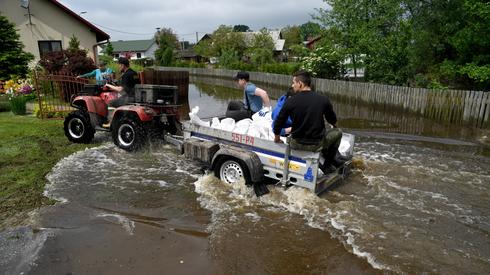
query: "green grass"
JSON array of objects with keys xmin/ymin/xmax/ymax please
[{"xmin": 0, "ymin": 112, "xmax": 102, "ymax": 226}]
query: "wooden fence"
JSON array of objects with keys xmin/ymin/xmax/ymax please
[
  {"xmin": 140, "ymin": 68, "xmax": 189, "ymax": 99},
  {"xmin": 156, "ymin": 67, "xmax": 490, "ymax": 128}
]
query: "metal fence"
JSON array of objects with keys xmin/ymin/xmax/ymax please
[{"xmin": 33, "ymin": 72, "xmax": 88, "ymax": 118}]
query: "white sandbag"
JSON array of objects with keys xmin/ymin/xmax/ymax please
[
  {"xmin": 189, "ymin": 105, "xmax": 210, "ymax": 127},
  {"xmin": 247, "ymin": 124, "xmax": 262, "ymax": 138},
  {"xmin": 252, "ymin": 107, "xmax": 272, "ymax": 120},
  {"xmin": 211, "ymin": 117, "xmax": 221, "ymax": 129},
  {"xmin": 220, "ymin": 118, "xmax": 236, "ymax": 132},
  {"xmin": 233, "ymin": 118, "xmax": 252, "ymax": 134}
]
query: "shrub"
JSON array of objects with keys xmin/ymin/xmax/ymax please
[
  {"xmin": 259, "ymin": 63, "xmax": 301, "ymax": 75},
  {"xmin": 227, "ymin": 61, "xmax": 256, "ymax": 71},
  {"xmin": 10, "ymin": 95, "xmax": 28, "ymax": 115},
  {"xmin": 173, "ymin": 60, "xmax": 206, "ymax": 68},
  {"xmin": 39, "ymin": 49, "xmax": 96, "ymax": 75},
  {"xmin": 33, "ymin": 101, "xmax": 65, "ymax": 118},
  {"xmin": 0, "ymin": 95, "xmax": 10, "ymax": 112}
]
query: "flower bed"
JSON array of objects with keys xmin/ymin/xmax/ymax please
[{"xmin": 2, "ymin": 79, "xmax": 36, "ymax": 115}]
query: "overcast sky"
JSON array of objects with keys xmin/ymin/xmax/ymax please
[{"xmin": 58, "ymin": 0, "xmax": 327, "ymax": 42}]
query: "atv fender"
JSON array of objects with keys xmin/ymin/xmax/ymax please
[
  {"xmin": 72, "ymin": 96, "xmax": 108, "ymax": 117},
  {"xmin": 113, "ymin": 105, "xmax": 154, "ymax": 122},
  {"xmin": 211, "ymin": 145, "xmax": 263, "ymax": 183}
]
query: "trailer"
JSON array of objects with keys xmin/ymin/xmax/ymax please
[{"xmin": 167, "ymin": 121, "xmax": 355, "ymax": 196}]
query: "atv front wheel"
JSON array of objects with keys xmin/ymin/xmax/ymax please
[
  {"xmin": 112, "ymin": 117, "xmax": 147, "ymax": 151},
  {"xmin": 64, "ymin": 110, "xmax": 95, "ymax": 143}
]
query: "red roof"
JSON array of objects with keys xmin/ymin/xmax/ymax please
[{"xmin": 49, "ymin": 0, "xmax": 110, "ymax": 42}]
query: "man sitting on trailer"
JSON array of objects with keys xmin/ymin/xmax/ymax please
[
  {"xmin": 232, "ymin": 71, "xmax": 272, "ymax": 116},
  {"xmin": 273, "ymin": 70, "xmax": 342, "ymax": 174}
]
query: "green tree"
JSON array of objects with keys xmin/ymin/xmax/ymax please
[
  {"xmin": 281, "ymin": 25, "xmax": 302, "ymax": 49},
  {"xmin": 300, "ymin": 41, "xmax": 346, "ymax": 79},
  {"xmin": 154, "ymin": 27, "xmax": 179, "ymax": 66},
  {"xmin": 104, "ymin": 41, "xmax": 114, "ymax": 57},
  {"xmin": 233, "ymin": 24, "xmax": 251, "ymax": 32},
  {"xmin": 245, "ymin": 28, "xmax": 275, "ymax": 65},
  {"xmin": 218, "ymin": 47, "xmax": 240, "ymax": 68},
  {"xmin": 316, "ymin": 0, "xmax": 490, "ymax": 89},
  {"xmin": 316, "ymin": 0, "xmax": 408, "ymax": 83},
  {"xmin": 299, "ymin": 21, "xmax": 322, "ymax": 41},
  {"xmin": 0, "ymin": 14, "xmax": 34, "ymax": 80},
  {"xmin": 193, "ymin": 38, "xmax": 214, "ymax": 58},
  {"xmin": 211, "ymin": 25, "xmax": 246, "ymax": 58},
  {"xmin": 68, "ymin": 34, "xmax": 80, "ymax": 52}
]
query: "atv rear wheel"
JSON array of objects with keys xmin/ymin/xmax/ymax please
[
  {"xmin": 112, "ymin": 117, "xmax": 147, "ymax": 151},
  {"xmin": 64, "ymin": 110, "xmax": 95, "ymax": 143}
]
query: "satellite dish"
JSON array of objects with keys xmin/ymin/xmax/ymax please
[{"xmin": 20, "ymin": 0, "xmax": 29, "ymax": 9}]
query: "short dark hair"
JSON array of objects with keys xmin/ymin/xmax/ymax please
[
  {"xmin": 234, "ymin": 71, "xmax": 249, "ymax": 81},
  {"xmin": 117, "ymin": 57, "xmax": 129, "ymax": 66},
  {"xmin": 293, "ymin": 70, "xmax": 312, "ymax": 87}
]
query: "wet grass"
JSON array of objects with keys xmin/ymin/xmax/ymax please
[{"xmin": 0, "ymin": 112, "xmax": 102, "ymax": 227}]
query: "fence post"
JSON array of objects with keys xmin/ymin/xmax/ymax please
[{"xmin": 33, "ymin": 70, "xmax": 44, "ymax": 119}]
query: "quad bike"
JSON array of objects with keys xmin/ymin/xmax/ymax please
[{"xmin": 64, "ymin": 83, "xmax": 181, "ymax": 151}]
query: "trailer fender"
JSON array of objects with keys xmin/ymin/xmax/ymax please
[{"xmin": 211, "ymin": 145, "xmax": 263, "ymax": 183}]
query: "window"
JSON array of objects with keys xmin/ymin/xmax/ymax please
[
  {"xmin": 136, "ymin": 53, "xmax": 141, "ymax": 58},
  {"xmin": 38, "ymin": 40, "xmax": 62, "ymax": 56}
]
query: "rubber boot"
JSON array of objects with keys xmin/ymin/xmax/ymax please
[{"xmin": 103, "ymin": 107, "xmax": 115, "ymax": 128}]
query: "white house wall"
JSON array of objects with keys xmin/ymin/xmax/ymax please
[
  {"xmin": 144, "ymin": 42, "xmax": 158, "ymax": 59},
  {"xmin": 0, "ymin": 0, "xmax": 100, "ymax": 64}
]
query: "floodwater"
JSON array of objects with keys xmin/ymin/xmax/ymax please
[{"xmin": 1, "ymin": 77, "xmax": 489, "ymax": 274}]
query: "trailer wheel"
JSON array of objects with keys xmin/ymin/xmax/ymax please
[
  {"xmin": 214, "ymin": 157, "xmax": 252, "ymax": 186},
  {"xmin": 112, "ymin": 116, "xmax": 147, "ymax": 151},
  {"xmin": 64, "ymin": 110, "xmax": 94, "ymax": 143}
]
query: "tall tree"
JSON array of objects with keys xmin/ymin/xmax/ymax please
[
  {"xmin": 299, "ymin": 21, "xmax": 322, "ymax": 41},
  {"xmin": 316, "ymin": 0, "xmax": 490, "ymax": 89},
  {"xmin": 68, "ymin": 34, "xmax": 80, "ymax": 52},
  {"xmin": 246, "ymin": 28, "xmax": 275, "ymax": 65},
  {"xmin": 316, "ymin": 0, "xmax": 409, "ymax": 84},
  {"xmin": 233, "ymin": 24, "xmax": 251, "ymax": 32},
  {"xmin": 154, "ymin": 27, "xmax": 179, "ymax": 66},
  {"xmin": 104, "ymin": 41, "xmax": 114, "ymax": 57},
  {"xmin": 281, "ymin": 25, "xmax": 302, "ymax": 49},
  {"xmin": 211, "ymin": 25, "xmax": 246, "ymax": 58},
  {"xmin": 0, "ymin": 14, "xmax": 34, "ymax": 80}
]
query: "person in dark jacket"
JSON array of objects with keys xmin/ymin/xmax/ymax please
[
  {"xmin": 105, "ymin": 57, "xmax": 139, "ymax": 107},
  {"xmin": 273, "ymin": 70, "xmax": 342, "ymax": 174}
]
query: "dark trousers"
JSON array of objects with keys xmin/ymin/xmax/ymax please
[{"xmin": 290, "ymin": 127, "xmax": 342, "ymax": 165}]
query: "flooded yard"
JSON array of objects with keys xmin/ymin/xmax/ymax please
[{"xmin": 1, "ymin": 79, "xmax": 489, "ymax": 274}]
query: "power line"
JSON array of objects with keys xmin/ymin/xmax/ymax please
[
  {"xmin": 92, "ymin": 22, "xmax": 210, "ymax": 40},
  {"xmin": 92, "ymin": 22, "xmax": 155, "ymax": 36}
]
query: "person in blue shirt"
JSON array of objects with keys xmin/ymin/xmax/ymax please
[
  {"xmin": 77, "ymin": 61, "xmax": 114, "ymax": 85},
  {"xmin": 271, "ymin": 88, "xmax": 294, "ymax": 136},
  {"xmin": 234, "ymin": 71, "xmax": 271, "ymax": 114}
]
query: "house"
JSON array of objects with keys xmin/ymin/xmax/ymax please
[
  {"xmin": 305, "ymin": 35, "xmax": 322, "ymax": 50},
  {"xmin": 242, "ymin": 30, "xmax": 285, "ymax": 53},
  {"xmin": 110, "ymin": 39, "xmax": 158, "ymax": 60},
  {"xmin": 0, "ymin": 0, "xmax": 110, "ymax": 64}
]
